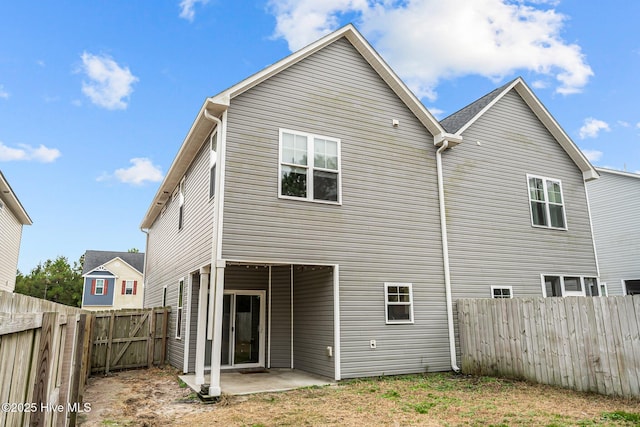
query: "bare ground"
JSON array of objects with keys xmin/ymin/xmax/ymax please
[{"xmin": 78, "ymin": 366, "xmax": 640, "ymax": 426}]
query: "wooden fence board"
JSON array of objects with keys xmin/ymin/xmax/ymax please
[{"xmin": 458, "ymin": 296, "xmax": 640, "ymax": 399}]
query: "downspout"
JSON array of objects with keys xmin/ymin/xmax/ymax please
[
  {"xmin": 203, "ymin": 109, "xmax": 221, "ymax": 339},
  {"xmin": 435, "ymin": 140, "xmax": 460, "ymax": 373}
]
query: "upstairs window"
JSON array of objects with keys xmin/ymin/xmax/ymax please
[
  {"xmin": 527, "ymin": 175, "xmax": 566, "ymax": 229},
  {"xmin": 178, "ymin": 178, "xmax": 185, "ymax": 230},
  {"xmin": 279, "ymin": 129, "xmax": 341, "ymax": 203},
  {"xmin": 384, "ymin": 283, "xmax": 414, "ymax": 324}
]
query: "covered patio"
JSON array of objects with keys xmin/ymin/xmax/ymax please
[
  {"xmin": 190, "ymin": 262, "xmax": 340, "ymax": 398},
  {"xmin": 180, "ymin": 368, "xmax": 335, "ymax": 396}
]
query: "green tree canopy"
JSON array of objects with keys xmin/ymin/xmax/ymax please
[{"xmin": 15, "ymin": 255, "xmax": 84, "ymax": 307}]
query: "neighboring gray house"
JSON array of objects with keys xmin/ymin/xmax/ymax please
[
  {"xmin": 0, "ymin": 170, "xmax": 32, "ymax": 292},
  {"xmin": 140, "ymin": 25, "xmax": 600, "ymax": 397},
  {"xmin": 587, "ymin": 168, "xmax": 640, "ymax": 295},
  {"xmin": 81, "ymin": 250, "xmax": 145, "ymax": 311}
]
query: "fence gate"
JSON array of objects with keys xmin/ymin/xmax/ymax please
[{"xmin": 90, "ymin": 307, "xmax": 170, "ymax": 374}]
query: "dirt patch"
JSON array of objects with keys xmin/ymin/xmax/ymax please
[
  {"xmin": 79, "ymin": 367, "xmax": 208, "ymax": 426},
  {"xmin": 79, "ymin": 367, "xmax": 640, "ymax": 426}
]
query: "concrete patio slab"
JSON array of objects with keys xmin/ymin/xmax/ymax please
[{"xmin": 179, "ymin": 368, "xmax": 335, "ymax": 396}]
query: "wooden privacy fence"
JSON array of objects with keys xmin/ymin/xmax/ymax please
[
  {"xmin": 458, "ymin": 296, "xmax": 640, "ymax": 399},
  {"xmin": 90, "ymin": 307, "xmax": 170, "ymax": 374},
  {"xmin": 0, "ymin": 290, "xmax": 92, "ymax": 427}
]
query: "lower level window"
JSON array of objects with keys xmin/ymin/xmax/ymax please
[
  {"xmin": 176, "ymin": 279, "xmax": 184, "ymax": 339},
  {"xmin": 542, "ymin": 275, "xmax": 600, "ymax": 297},
  {"xmin": 385, "ymin": 283, "xmax": 414, "ymax": 324},
  {"xmin": 491, "ymin": 286, "xmax": 513, "ymax": 299}
]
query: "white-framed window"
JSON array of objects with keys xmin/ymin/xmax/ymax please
[
  {"xmin": 541, "ymin": 275, "xmax": 601, "ymax": 297},
  {"xmin": 279, "ymin": 129, "xmax": 341, "ymax": 203},
  {"xmin": 491, "ymin": 286, "xmax": 513, "ymax": 299},
  {"xmin": 176, "ymin": 279, "xmax": 184, "ymax": 339},
  {"xmin": 527, "ymin": 174, "xmax": 566, "ymax": 229},
  {"xmin": 384, "ymin": 283, "xmax": 414, "ymax": 324},
  {"xmin": 178, "ymin": 178, "xmax": 185, "ymax": 230},
  {"xmin": 92, "ymin": 278, "xmax": 106, "ymax": 295},
  {"xmin": 209, "ymin": 130, "xmax": 218, "ymax": 199},
  {"xmin": 123, "ymin": 280, "xmax": 136, "ymax": 295}
]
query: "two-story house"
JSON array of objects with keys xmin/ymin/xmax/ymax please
[
  {"xmin": 0, "ymin": 170, "xmax": 32, "ymax": 292},
  {"xmin": 81, "ymin": 250, "xmax": 145, "ymax": 311},
  {"xmin": 140, "ymin": 25, "xmax": 599, "ymax": 397},
  {"xmin": 587, "ymin": 168, "xmax": 640, "ymax": 295}
]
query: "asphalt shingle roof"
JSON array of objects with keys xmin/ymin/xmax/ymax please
[
  {"xmin": 440, "ymin": 78, "xmax": 517, "ymax": 134},
  {"xmin": 82, "ymin": 250, "xmax": 145, "ymax": 275}
]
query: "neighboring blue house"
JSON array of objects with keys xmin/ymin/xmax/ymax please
[{"xmin": 81, "ymin": 250, "xmax": 145, "ymax": 311}]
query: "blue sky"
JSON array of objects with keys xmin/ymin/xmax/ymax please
[{"xmin": 1, "ymin": 0, "xmax": 638, "ymax": 273}]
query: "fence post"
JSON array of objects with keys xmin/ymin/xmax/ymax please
[
  {"xmin": 30, "ymin": 311, "xmax": 56, "ymax": 427},
  {"xmin": 67, "ymin": 314, "xmax": 88, "ymax": 427},
  {"xmin": 161, "ymin": 307, "xmax": 169, "ymax": 365},
  {"xmin": 148, "ymin": 308, "xmax": 156, "ymax": 368}
]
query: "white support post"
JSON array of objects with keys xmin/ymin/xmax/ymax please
[
  {"xmin": 208, "ymin": 260, "xmax": 226, "ymax": 397},
  {"xmin": 195, "ymin": 266, "xmax": 210, "ymax": 385}
]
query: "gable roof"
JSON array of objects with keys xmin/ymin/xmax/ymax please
[
  {"xmin": 0, "ymin": 170, "xmax": 32, "ymax": 225},
  {"xmin": 141, "ymin": 24, "xmax": 454, "ymax": 229},
  {"xmin": 440, "ymin": 77, "xmax": 599, "ymax": 181},
  {"xmin": 82, "ymin": 250, "xmax": 145, "ymax": 275},
  {"xmin": 440, "ymin": 81, "xmax": 513, "ymax": 134}
]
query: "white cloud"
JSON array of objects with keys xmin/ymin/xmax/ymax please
[
  {"xmin": 268, "ymin": 0, "xmax": 593, "ymax": 101},
  {"xmin": 579, "ymin": 117, "xmax": 610, "ymax": 139},
  {"xmin": 0, "ymin": 142, "xmax": 61, "ymax": 163},
  {"xmin": 0, "ymin": 85, "xmax": 9, "ymax": 99},
  {"xmin": 428, "ymin": 107, "xmax": 445, "ymax": 119},
  {"xmin": 581, "ymin": 149, "xmax": 603, "ymax": 162},
  {"xmin": 80, "ymin": 52, "xmax": 138, "ymax": 110},
  {"xmin": 636, "ymin": 122, "xmax": 640, "ymax": 129},
  {"xmin": 113, "ymin": 158, "xmax": 163, "ymax": 185},
  {"xmin": 179, "ymin": 0, "xmax": 209, "ymax": 21},
  {"xmin": 617, "ymin": 120, "xmax": 630, "ymax": 128}
]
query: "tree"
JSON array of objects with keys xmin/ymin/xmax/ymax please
[
  {"xmin": 15, "ymin": 255, "xmax": 84, "ymax": 307},
  {"xmin": 128, "ymin": 248, "xmax": 139, "ymax": 253}
]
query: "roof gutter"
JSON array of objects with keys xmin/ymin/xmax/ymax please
[{"xmin": 434, "ymin": 132, "xmax": 463, "ymax": 373}]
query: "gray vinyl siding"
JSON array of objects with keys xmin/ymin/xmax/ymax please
[
  {"xmin": 144, "ymin": 140, "xmax": 214, "ymax": 371},
  {"xmin": 587, "ymin": 170, "xmax": 640, "ymax": 295},
  {"xmin": 293, "ymin": 267, "xmax": 334, "ymax": 378},
  {"xmin": 187, "ymin": 272, "xmax": 201, "ymax": 373},
  {"xmin": 221, "ymin": 38, "xmax": 449, "ymax": 378},
  {"xmin": 0, "ymin": 200, "xmax": 22, "ymax": 292},
  {"xmin": 270, "ymin": 266, "xmax": 292, "ymax": 368},
  {"xmin": 444, "ymin": 90, "xmax": 598, "ymax": 299}
]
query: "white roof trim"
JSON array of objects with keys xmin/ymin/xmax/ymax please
[
  {"xmin": 0, "ymin": 171, "xmax": 32, "ymax": 225},
  {"xmin": 596, "ymin": 167, "xmax": 640, "ymax": 179},
  {"xmin": 141, "ymin": 24, "xmax": 445, "ymax": 229},
  {"xmin": 211, "ymin": 24, "xmax": 443, "ymax": 136},
  {"xmin": 82, "ymin": 256, "xmax": 142, "ymax": 277},
  {"xmin": 453, "ymin": 77, "xmax": 598, "ymax": 181}
]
